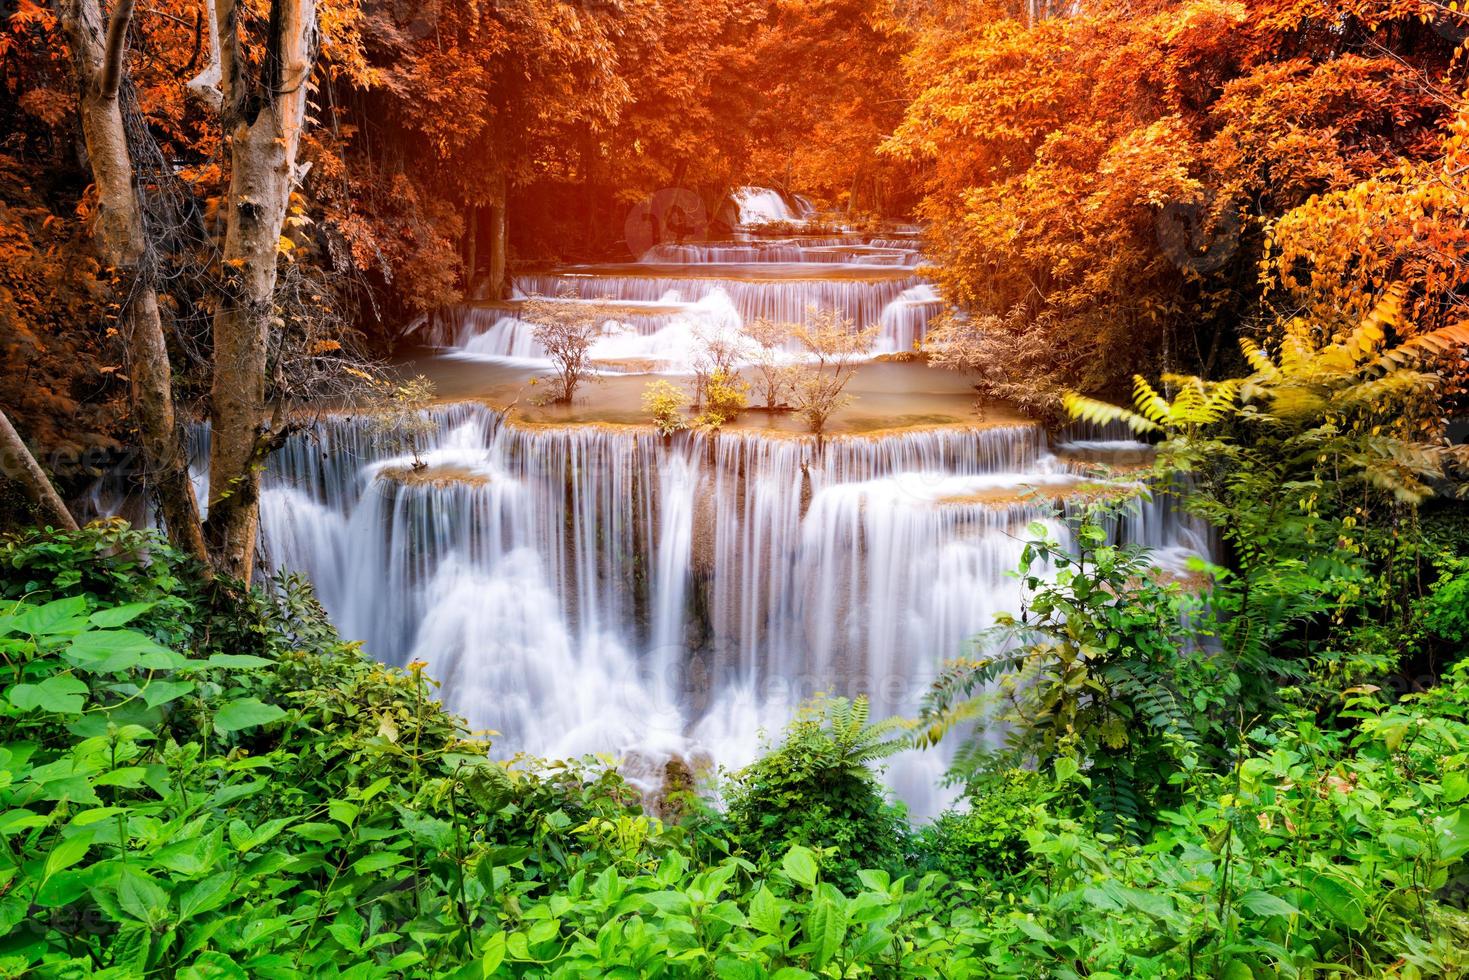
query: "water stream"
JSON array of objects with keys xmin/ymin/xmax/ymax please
[{"xmin": 141, "ymin": 194, "xmax": 1210, "ymax": 817}]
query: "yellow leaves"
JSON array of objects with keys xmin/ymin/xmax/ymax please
[
  {"xmin": 1132, "ymin": 376, "xmax": 1173, "ymax": 426},
  {"xmin": 1240, "ymin": 338, "xmax": 1277, "ymax": 377},
  {"xmin": 1062, "ymin": 390, "xmax": 1160, "ymax": 434}
]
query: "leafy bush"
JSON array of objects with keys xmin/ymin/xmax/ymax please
[
  {"xmin": 5, "ymin": 519, "xmax": 1468, "ymax": 978},
  {"xmin": 695, "ymin": 369, "xmax": 749, "ymax": 430},
  {"xmin": 0, "ymin": 527, "xmax": 635, "ymax": 977},
  {"xmin": 918, "ymin": 768, "xmax": 1047, "ymax": 881},
  {"xmin": 640, "ymin": 379, "xmax": 687, "ymax": 437},
  {"xmin": 921, "ymin": 509, "xmax": 1221, "ymax": 834},
  {"xmin": 723, "ymin": 697, "xmax": 909, "ymax": 888},
  {"xmin": 1421, "ymin": 558, "xmax": 1469, "ymax": 650}
]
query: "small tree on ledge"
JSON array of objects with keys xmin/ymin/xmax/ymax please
[
  {"xmin": 744, "ymin": 316, "xmax": 798, "ymax": 410},
  {"xmin": 522, "ymin": 296, "xmax": 612, "ymax": 404},
  {"xmin": 370, "ymin": 376, "xmax": 438, "ymax": 471},
  {"xmin": 790, "ymin": 307, "xmax": 878, "ymax": 434}
]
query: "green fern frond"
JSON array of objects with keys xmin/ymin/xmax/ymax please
[
  {"xmin": 1333, "ymin": 370, "xmax": 1437, "ymax": 410},
  {"xmin": 1131, "ymin": 375, "xmax": 1172, "ymax": 426},
  {"xmin": 1063, "ymin": 391, "xmax": 1161, "ymax": 433},
  {"xmin": 1239, "ymin": 338, "xmax": 1278, "ymax": 377},
  {"xmin": 1200, "ymin": 378, "xmax": 1244, "ymax": 422}
]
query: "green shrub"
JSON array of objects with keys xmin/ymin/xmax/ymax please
[
  {"xmin": 723, "ymin": 697, "xmax": 909, "ymax": 888},
  {"xmin": 0, "ymin": 525, "xmax": 639, "ymax": 977},
  {"xmin": 4, "ymin": 521, "xmax": 1467, "ymax": 978},
  {"xmin": 921, "ymin": 508, "xmax": 1222, "ymax": 836},
  {"xmin": 919, "ymin": 769, "xmax": 1047, "ymax": 880},
  {"xmin": 1422, "ymin": 558, "xmax": 1469, "ymax": 650}
]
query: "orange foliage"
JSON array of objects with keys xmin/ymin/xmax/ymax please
[{"xmin": 886, "ymin": 0, "xmax": 1462, "ymax": 399}]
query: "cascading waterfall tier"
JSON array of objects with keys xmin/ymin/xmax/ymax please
[
  {"xmin": 258, "ymin": 403, "xmax": 1209, "ymax": 816},
  {"xmin": 440, "ymin": 195, "xmax": 936, "ymax": 367},
  {"xmin": 640, "ymin": 241, "xmax": 921, "ymax": 267},
  {"xmin": 513, "ymin": 264, "xmax": 918, "ymax": 333}
]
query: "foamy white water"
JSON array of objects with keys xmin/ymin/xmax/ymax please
[{"xmin": 254, "ymin": 405, "xmax": 1209, "ymax": 817}]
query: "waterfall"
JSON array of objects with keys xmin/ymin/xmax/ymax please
[
  {"xmin": 93, "ymin": 189, "xmax": 1208, "ymax": 818},
  {"xmin": 732, "ymin": 186, "xmax": 798, "ymax": 225},
  {"xmin": 513, "ymin": 266, "xmax": 918, "ymax": 333},
  {"xmin": 877, "ymin": 283, "xmax": 943, "ymax": 354},
  {"xmin": 639, "ymin": 241, "xmax": 920, "ymax": 267},
  {"xmin": 437, "ymin": 200, "xmax": 935, "ymax": 364},
  {"xmin": 255, "ymin": 405, "xmax": 1210, "ymax": 817}
]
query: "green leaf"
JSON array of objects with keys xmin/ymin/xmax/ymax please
[
  {"xmin": 116, "ymin": 866, "xmax": 170, "ymax": 925},
  {"xmin": 1221, "ymin": 962, "xmax": 1254, "ymax": 980},
  {"xmin": 229, "ymin": 817, "xmax": 296, "ymax": 853},
  {"xmin": 1238, "ymin": 889, "xmax": 1299, "ymax": 919},
  {"xmin": 1435, "ymin": 806, "xmax": 1469, "ymax": 862},
  {"xmin": 642, "ymin": 890, "xmax": 691, "ymax": 915},
  {"xmin": 179, "ymin": 950, "xmax": 248, "ymax": 979},
  {"xmin": 9, "ymin": 597, "xmax": 88, "ymax": 637},
  {"xmin": 143, "ymin": 680, "xmax": 196, "ymax": 708},
  {"xmin": 66, "ymin": 629, "xmax": 183, "ymax": 673},
  {"xmin": 44, "ymin": 831, "xmax": 94, "ymax": 879},
  {"xmin": 95, "ymin": 766, "xmax": 147, "ymax": 788},
  {"xmin": 328, "ymin": 800, "xmax": 359, "ymax": 828},
  {"xmin": 803, "ymin": 900, "xmax": 847, "ymax": 968},
  {"xmin": 89, "ymin": 603, "xmax": 156, "ymax": 628},
  {"xmin": 480, "ymin": 931, "xmax": 506, "ymax": 975},
  {"xmin": 0, "ymin": 809, "xmax": 48, "ymax": 836},
  {"xmin": 9, "ymin": 674, "xmax": 89, "ymax": 714},
  {"xmin": 178, "ymin": 873, "xmax": 234, "ymax": 921},
  {"xmin": 1306, "ymin": 873, "xmax": 1368, "ymax": 931},
  {"xmin": 206, "ymin": 654, "xmax": 274, "ymax": 670},
  {"xmin": 214, "ymin": 698, "xmax": 286, "ymax": 733},
  {"xmin": 292, "ymin": 822, "xmax": 343, "ymax": 843},
  {"xmin": 749, "ymin": 885, "xmax": 784, "ymax": 935},
  {"xmin": 351, "ymin": 851, "xmax": 407, "ymax": 874},
  {"xmin": 781, "ymin": 846, "xmax": 818, "ymax": 889}
]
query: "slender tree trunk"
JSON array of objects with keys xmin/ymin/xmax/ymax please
[
  {"xmin": 0, "ymin": 409, "xmax": 78, "ymax": 531},
  {"xmin": 204, "ymin": 0, "xmax": 318, "ymax": 582},
  {"xmin": 61, "ymin": 0, "xmax": 209, "ymax": 562},
  {"xmin": 464, "ymin": 203, "xmax": 478, "ymax": 292},
  {"xmin": 487, "ymin": 172, "xmax": 508, "ymax": 301}
]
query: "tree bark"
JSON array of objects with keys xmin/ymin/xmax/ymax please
[
  {"xmin": 186, "ymin": 0, "xmax": 223, "ymax": 107},
  {"xmin": 0, "ymin": 409, "xmax": 78, "ymax": 531},
  {"xmin": 204, "ymin": 0, "xmax": 318, "ymax": 583},
  {"xmin": 464, "ymin": 203, "xmax": 478, "ymax": 291},
  {"xmin": 487, "ymin": 172, "xmax": 508, "ymax": 301},
  {"xmin": 61, "ymin": 0, "xmax": 209, "ymax": 563}
]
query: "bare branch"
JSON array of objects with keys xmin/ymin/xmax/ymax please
[
  {"xmin": 99, "ymin": 0, "xmax": 136, "ymax": 100},
  {"xmin": 0, "ymin": 409, "xmax": 79, "ymax": 531}
]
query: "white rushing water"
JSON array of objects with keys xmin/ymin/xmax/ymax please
[
  {"xmin": 732, "ymin": 186, "xmax": 800, "ymax": 225},
  {"xmin": 99, "ymin": 190, "xmax": 1209, "ymax": 819},
  {"xmin": 254, "ymin": 406, "xmax": 1209, "ymax": 817},
  {"xmin": 439, "ymin": 187, "xmax": 930, "ymax": 368}
]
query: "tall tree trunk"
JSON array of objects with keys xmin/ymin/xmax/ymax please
[
  {"xmin": 61, "ymin": 0, "xmax": 209, "ymax": 563},
  {"xmin": 204, "ymin": 0, "xmax": 318, "ymax": 583},
  {"xmin": 487, "ymin": 172, "xmax": 508, "ymax": 301},
  {"xmin": 0, "ymin": 409, "xmax": 78, "ymax": 531},
  {"xmin": 464, "ymin": 203, "xmax": 478, "ymax": 292}
]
